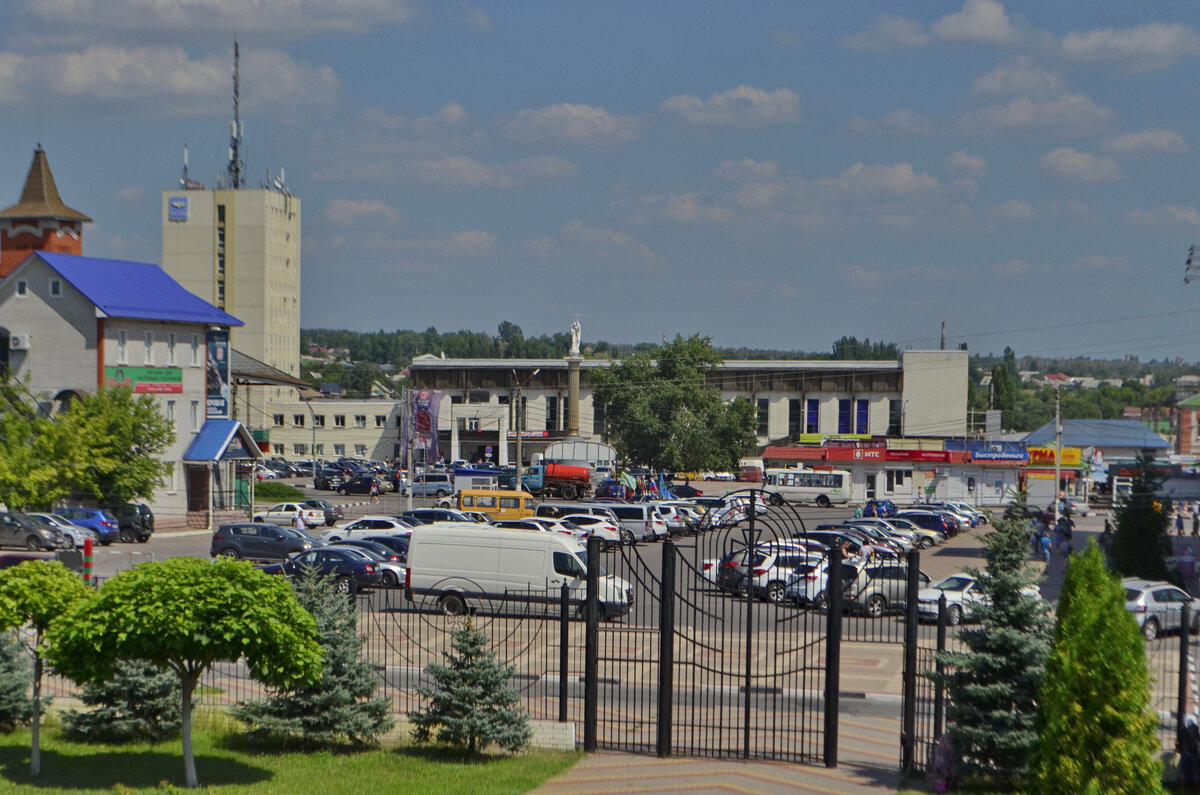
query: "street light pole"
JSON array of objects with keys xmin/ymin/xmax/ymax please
[
  {"xmin": 1054, "ymin": 383, "xmax": 1062, "ymax": 526},
  {"xmin": 513, "ymin": 368, "xmax": 540, "ymax": 490}
]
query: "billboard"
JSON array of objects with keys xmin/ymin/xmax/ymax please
[
  {"xmin": 104, "ymin": 367, "xmax": 183, "ymax": 394},
  {"xmin": 401, "ymin": 389, "xmax": 442, "ymax": 466},
  {"xmin": 206, "ymin": 329, "xmax": 230, "ymax": 418},
  {"xmin": 168, "ymin": 196, "xmax": 188, "ymax": 222}
]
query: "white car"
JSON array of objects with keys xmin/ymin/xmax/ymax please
[
  {"xmin": 492, "ymin": 518, "xmax": 589, "ymax": 544},
  {"xmin": 321, "ymin": 515, "xmax": 413, "ymax": 543},
  {"xmin": 917, "ymin": 572, "xmax": 1040, "ymax": 625},
  {"xmin": 561, "ymin": 514, "xmax": 627, "ymax": 549},
  {"xmin": 253, "ymin": 502, "xmax": 324, "ymax": 528},
  {"xmin": 703, "ymin": 472, "xmax": 736, "ymax": 481},
  {"xmin": 944, "ymin": 501, "xmax": 990, "ymax": 525}
]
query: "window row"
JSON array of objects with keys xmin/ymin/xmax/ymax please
[
  {"xmin": 274, "ymin": 414, "xmax": 388, "ymax": 429},
  {"xmin": 115, "ymin": 331, "xmax": 202, "ymax": 367},
  {"xmin": 276, "ymin": 443, "xmax": 369, "ymax": 457}
]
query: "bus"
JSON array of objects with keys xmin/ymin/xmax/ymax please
[{"xmin": 763, "ymin": 467, "xmax": 851, "ymax": 507}]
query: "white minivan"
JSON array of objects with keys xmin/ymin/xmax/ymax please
[{"xmin": 407, "ymin": 525, "xmax": 633, "ymax": 619}]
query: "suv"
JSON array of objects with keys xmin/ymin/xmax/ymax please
[
  {"xmin": 861, "ymin": 499, "xmax": 898, "ymax": 518},
  {"xmin": 401, "ymin": 508, "xmax": 472, "ymax": 524},
  {"xmin": 845, "ymin": 562, "xmax": 931, "ymax": 618},
  {"xmin": 716, "ymin": 540, "xmax": 825, "ymax": 600},
  {"xmin": 337, "ymin": 475, "xmax": 389, "ymax": 496},
  {"xmin": 55, "ymin": 508, "xmax": 121, "ymax": 546},
  {"xmin": 313, "ymin": 468, "xmax": 347, "ymax": 491},
  {"xmin": 102, "ymin": 503, "xmax": 154, "ymax": 543},
  {"xmin": 0, "ymin": 512, "xmax": 65, "ymax": 551},
  {"xmin": 410, "ymin": 473, "xmax": 455, "ymax": 497},
  {"xmin": 1123, "ymin": 578, "xmax": 1200, "ymax": 641},
  {"xmin": 259, "ymin": 547, "xmax": 383, "ymax": 593},
  {"xmin": 211, "ymin": 523, "xmax": 316, "ymax": 562}
]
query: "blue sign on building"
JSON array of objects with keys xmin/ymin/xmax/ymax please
[{"xmin": 168, "ymin": 196, "xmax": 188, "ymax": 222}]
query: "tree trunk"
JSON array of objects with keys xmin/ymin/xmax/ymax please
[
  {"xmin": 30, "ymin": 652, "xmax": 41, "ymax": 778},
  {"xmin": 181, "ymin": 672, "xmax": 198, "ymax": 788}
]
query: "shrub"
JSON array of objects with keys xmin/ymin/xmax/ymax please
[
  {"xmin": 0, "ymin": 629, "xmax": 31, "ymax": 732},
  {"xmin": 254, "ymin": 481, "xmax": 306, "ymax": 502},
  {"xmin": 61, "ymin": 658, "xmax": 181, "ymax": 743}
]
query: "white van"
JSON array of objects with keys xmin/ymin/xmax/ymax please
[
  {"xmin": 407, "ymin": 525, "xmax": 633, "ymax": 619},
  {"xmin": 535, "ymin": 502, "xmax": 620, "ymax": 524},
  {"xmin": 608, "ymin": 504, "xmax": 669, "ymax": 542}
]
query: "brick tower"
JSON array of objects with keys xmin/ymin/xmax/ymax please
[{"xmin": 0, "ymin": 148, "xmax": 91, "ymax": 277}]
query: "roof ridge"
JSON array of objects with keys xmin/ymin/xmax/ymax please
[{"xmin": 0, "ymin": 148, "xmax": 92, "ymax": 223}]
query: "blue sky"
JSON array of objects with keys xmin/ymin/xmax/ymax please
[{"xmin": 3, "ymin": 1, "xmax": 1200, "ymax": 361}]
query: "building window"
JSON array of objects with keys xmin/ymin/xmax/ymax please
[
  {"xmin": 217, "ymin": 229, "xmax": 225, "ymax": 249},
  {"xmin": 313, "ymin": 415, "xmax": 325, "ymax": 428},
  {"xmin": 216, "ymin": 281, "xmax": 225, "ymax": 307},
  {"xmin": 190, "ymin": 401, "xmax": 199, "ymax": 431},
  {"xmin": 15, "ymin": 280, "xmax": 27, "ymax": 296},
  {"xmin": 450, "ymin": 395, "xmax": 464, "ymax": 405},
  {"xmin": 756, "ymin": 398, "xmax": 770, "ymax": 436},
  {"xmin": 293, "ymin": 443, "xmax": 307, "ymax": 456},
  {"xmin": 167, "ymin": 333, "xmax": 176, "ymax": 365},
  {"xmin": 355, "ymin": 415, "xmax": 366, "ymax": 428},
  {"xmin": 334, "ymin": 415, "xmax": 345, "ymax": 428},
  {"xmin": 273, "ymin": 444, "xmax": 284, "ymax": 455},
  {"xmin": 165, "ymin": 466, "xmax": 176, "ymax": 491},
  {"xmin": 788, "ymin": 399, "xmax": 802, "ymax": 437},
  {"xmin": 217, "ymin": 204, "xmax": 226, "ymax": 222},
  {"xmin": 144, "ymin": 332, "xmax": 154, "ymax": 365},
  {"xmin": 354, "ymin": 444, "xmax": 367, "ymax": 457},
  {"xmin": 49, "ymin": 279, "xmax": 62, "ymax": 297},
  {"xmin": 547, "ymin": 396, "xmax": 559, "ymax": 431},
  {"xmin": 375, "ymin": 415, "xmax": 387, "ymax": 428},
  {"xmin": 885, "ymin": 469, "xmax": 911, "ymax": 491},
  {"xmin": 117, "ymin": 330, "xmax": 128, "ymax": 363},
  {"xmin": 166, "ymin": 400, "xmax": 176, "ymax": 425},
  {"xmin": 293, "ymin": 414, "xmax": 305, "ymax": 427},
  {"xmin": 856, "ymin": 399, "xmax": 869, "ymax": 434},
  {"xmin": 805, "ymin": 399, "xmax": 819, "ymax": 434},
  {"xmin": 313, "ymin": 443, "xmax": 324, "ymax": 456},
  {"xmin": 334, "ymin": 444, "xmax": 345, "ymax": 456},
  {"xmin": 888, "ymin": 399, "xmax": 902, "ymax": 437},
  {"xmin": 838, "ymin": 399, "xmax": 851, "ymax": 434},
  {"xmin": 217, "ymin": 253, "xmax": 225, "ymax": 277},
  {"xmin": 468, "ymin": 390, "xmax": 489, "ymax": 404},
  {"xmin": 272, "ymin": 414, "xmax": 284, "ymax": 427},
  {"xmin": 190, "ymin": 334, "xmax": 200, "ymax": 366}
]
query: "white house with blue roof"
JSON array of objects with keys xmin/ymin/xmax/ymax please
[{"xmin": 0, "ymin": 251, "xmax": 260, "ymax": 525}]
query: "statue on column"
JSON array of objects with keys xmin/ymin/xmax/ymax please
[{"xmin": 569, "ymin": 319, "xmax": 581, "ymax": 356}]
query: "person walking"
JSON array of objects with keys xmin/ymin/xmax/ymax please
[
  {"xmin": 1191, "ymin": 509, "xmax": 1198, "ymax": 538},
  {"xmin": 370, "ymin": 479, "xmax": 380, "ymax": 505},
  {"xmin": 1179, "ymin": 510, "xmax": 1186, "ymax": 537},
  {"xmin": 1179, "ymin": 716, "xmax": 1200, "ymax": 792},
  {"xmin": 1040, "ymin": 531, "xmax": 1052, "ymax": 564},
  {"xmin": 294, "ymin": 510, "xmax": 306, "ymax": 534}
]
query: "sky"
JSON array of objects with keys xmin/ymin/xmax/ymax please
[{"xmin": 3, "ymin": 1, "xmax": 1200, "ymax": 362}]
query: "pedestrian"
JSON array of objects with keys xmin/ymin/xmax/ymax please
[
  {"xmin": 294, "ymin": 510, "xmax": 306, "ymax": 533},
  {"xmin": 1030, "ymin": 522, "xmax": 1040, "ymax": 558},
  {"xmin": 930, "ymin": 730, "xmax": 958, "ymax": 794},
  {"xmin": 1182, "ymin": 546, "xmax": 1197, "ymax": 596},
  {"xmin": 1060, "ymin": 534, "xmax": 1071, "ymax": 568},
  {"xmin": 1179, "ymin": 510, "xmax": 1186, "ymax": 537},
  {"xmin": 1180, "ymin": 716, "xmax": 1200, "ymax": 792},
  {"xmin": 1040, "ymin": 532, "xmax": 1052, "ymax": 564},
  {"xmin": 854, "ymin": 504, "xmax": 864, "ymax": 519},
  {"xmin": 370, "ymin": 479, "xmax": 380, "ymax": 504},
  {"xmin": 1192, "ymin": 510, "xmax": 1198, "ymax": 538}
]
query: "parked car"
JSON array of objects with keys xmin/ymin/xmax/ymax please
[
  {"xmin": 362, "ymin": 534, "xmax": 410, "ymax": 563},
  {"xmin": 721, "ymin": 542, "xmax": 826, "ymax": 603},
  {"xmin": 337, "ymin": 475, "xmax": 391, "ymax": 496},
  {"xmin": 259, "ymin": 547, "xmax": 383, "ymax": 593},
  {"xmin": 0, "ymin": 512, "xmax": 65, "ymax": 551},
  {"xmin": 895, "ymin": 510, "xmax": 956, "ymax": 539},
  {"xmin": 409, "ymin": 473, "xmax": 456, "ymax": 498},
  {"xmin": 401, "ymin": 508, "xmax": 474, "ymax": 525},
  {"xmin": 1123, "ymin": 578, "xmax": 1200, "ymax": 641},
  {"xmin": 785, "ymin": 559, "xmax": 865, "ymax": 608},
  {"xmin": 211, "ymin": 522, "xmax": 317, "ymax": 562},
  {"xmin": 28, "ymin": 512, "xmax": 99, "ymax": 549},
  {"xmin": 560, "ymin": 514, "xmax": 627, "ymax": 549},
  {"xmin": 844, "ymin": 562, "xmax": 931, "ymax": 618},
  {"xmin": 861, "ymin": 499, "xmax": 898, "ymax": 518},
  {"xmin": 327, "ymin": 540, "xmax": 407, "ymax": 586},
  {"xmin": 102, "ymin": 503, "xmax": 154, "ymax": 543},
  {"xmin": 313, "ymin": 468, "xmax": 347, "ymax": 491},
  {"xmin": 916, "ymin": 573, "xmax": 1040, "ymax": 625},
  {"xmin": 667, "ymin": 482, "xmax": 704, "ymax": 499},
  {"xmin": 303, "ymin": 498, "xmax": 344, "ymax": 526},
  {"xmin": 252, "ymin": 502, "xmax": 324, "ymax": 528},
  {"xmin": 847, "ymin": 518, "xmax": 928, "ymax": 550},
  {"xmin": 322, "ymin": 516, "xmax": 413, "ymax": 543},
  {"xmin": 55, "ymin": 508, "xmax": 121, "ymax": 545}
]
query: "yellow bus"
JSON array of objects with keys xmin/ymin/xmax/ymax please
[{"xmin": 454, "ymin": 489, "xmax": 538, "ymax": 520}]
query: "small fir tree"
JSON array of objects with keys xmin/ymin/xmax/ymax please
[
  {"xmin": 408, "ymin": 618, "xmax": 532, "ymax": 753},
  {"xmin": 929, "ymin": 490, "xmax": 1053, "ymax": 787},
  {"xmin": 234, "ymin": 567, "xmax": 393, "ymax": 747},
  {"xmin": 1110, "ymin": 450, "xmax": 1172, "ymax": 580},
  {"xmin": 62, "ymin": 658, "xmax": 181, "ymax": 743},
  {"xmin": 1029, "ymin": 544, "xmax": 1162, "ymax": 794},
  {"xmin": 0, "ymin": 630, "xmax": 31, "ymax": 733}
]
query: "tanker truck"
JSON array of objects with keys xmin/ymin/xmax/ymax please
[{"xmin": 500, "ymin": 462, "xmax": 593, "ymax": 500}]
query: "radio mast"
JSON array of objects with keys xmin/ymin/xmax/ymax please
[{"xmin": 227, "ymin": 40, "xmax": 244, "ymax": 189}]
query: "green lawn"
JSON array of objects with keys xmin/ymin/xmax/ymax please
[{"xmin": 0, "ymin": 723, "xmax": 581, "ymax": 793}]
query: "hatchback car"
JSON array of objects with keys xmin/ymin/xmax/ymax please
[
  {"xmin": 55, "ymin": 508, "xmax": 121, "ymax": 545},
  {"xmin": 845, "ymin": 562, "xmax": 931, "ymax": 618},
  {"xmin": 28, "ymin": 512, "xmax": 99, "ymax": 549},
  {"xmin": 1123, "ymin": 578, "xmax": 1200, "ymax": 641},
  {"xmin": 322, "ymin": 516, "xmax": 413, "ymax": 543},
  {"xmin": 401, "ymin": 508, "xmax": 473, "ymax": 525},
  {"xmin": 303, "ymin": 498, "xmax": 344, "ymax": 526},
  {"xmin": 259, "ymin": 547, "xmax": 383, "ymax": 593},
  {"xmin": 861, "ymin": 499, "xmax": 898, "ymax": 518},
  {"xmin": 102, "ymin": 503, "xmax": 154, "ymax": 543},
  {"xmin": 0, "ymin": 512, "xmax": 65, "ymax": 551},
  {"xmin": 211, "ymin": 522, "xmax": 317, "ymax": 562}
]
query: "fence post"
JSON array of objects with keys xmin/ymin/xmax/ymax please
[
  {"xmin": 657, "ymin": 541, "xmax": 676, "ymax": 758},
  {"xmin": 933, "ymin": 593, "xmax": 948, "ymax": 741},
  {"xmin": 824, "ymin": 542, "xmax": 843, "ymax": 768},
  {"xmin": 583, "ymin": 535, "xmax": 600, "ymax": 752},
  {"xmin": 901, "ymin": 549, "xmax": 920, "ymax": 774},
  {"xmin": 559, "ymin": 582, "xmax": 570, "ymax": 724},
  {"xmin": 1180, "ymin": 603, "xmax": 1192, "ymax": 740}
]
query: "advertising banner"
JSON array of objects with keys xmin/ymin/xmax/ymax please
[
  {"xmin": 104, "ymin": 367, "xmax": 183, "ymax": 393},
  {"xmin": 1028, "ymin": 447, "xmax": 1082, "ymax": 466},
  {"xmin": 401, "ymin": 390, "xmax": 442, "ymax": 465},
  {"xmin": 206, "ymin": 329, "xmax": 230, "ymax": 419}
]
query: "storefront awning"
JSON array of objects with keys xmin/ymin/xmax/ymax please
[{"xmin": 183, "ymin": 420, "xmax": 262, "ymax": 463}]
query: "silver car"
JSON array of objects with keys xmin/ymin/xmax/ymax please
[
  {"xmin": 28, "ymin": 512, "xmax": 99, "ymax": 549},
  {"xmin": 1123, "ymin": 578, "xmax": 1200, "ymax": 641}
]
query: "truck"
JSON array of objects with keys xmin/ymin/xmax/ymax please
[{"xmin": 500, "ymin": 463, "xmax": 593, "ymax": 500}]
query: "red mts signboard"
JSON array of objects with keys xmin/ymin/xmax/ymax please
[
  {"xmin": 826, "ymin": 448, "xmax": 885, "ymax": 461},
  {"xmin": 886, "ymin": 450, "xmax": 949, "ymax": 462}
]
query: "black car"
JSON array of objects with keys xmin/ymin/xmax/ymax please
[
  {"xmin": 362, "ymin": 534, "xmax": 409, "ymax": 563},
  {"xmin": 259, "ymin": 547, "xmax": 383, "ymax": 593},
  {"xmin": 211, "ymin": 522, "xmax": 316, "ymax": 562},
  {"xmin": 101, "ymin": 503, "xmax": 154, "ymax": 543},
  {"xmin": 314, "ymin": 468, "xmax": 347, "ymax": 491},
  {"xmin": 401, "ymin": 508, "xmax": 471, "ymax": 524},
  {"xmin": 304, "ymin": 498, "xmax": 344, "ymax": 526},
  {"xmin": 668, "ymin": 482, "xmax": 703, "ymax": 499},
  {"xmin": 338, "ymin": 476, "xmax": 387, "ymax": 496}
]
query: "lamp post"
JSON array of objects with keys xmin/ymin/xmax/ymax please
[{"xmin": 513, "ymin": 368, "xmax": 540, "ymax": 490}]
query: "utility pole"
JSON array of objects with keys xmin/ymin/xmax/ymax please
[
  {"xmin": 513, "ymin": 368, "xmax": 540, "ymax": 491},
  {"xmin": 1054, "ymin": 383, "xmax": 1063, "ymax": 526},
  {"xmin": 405, "ymin": 387, "xmax": 414, "ymax": 512}
]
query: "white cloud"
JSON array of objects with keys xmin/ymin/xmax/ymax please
[
  {"xmin": 846, "ymin": 109, "xmax": 931, "ymax": 135},
  {"xmin": 825, "ymin": 162, "xmax": 940, "ymax": 199},
  {"xmin": 399, "ymin": 230, "xmax": 497, "ymax": 258},
  {"xmin": 713, "ymin": 158, "xmax": 779, "ymax": 181},
  {"xmin": 115, "ymin": 185, "xmax": 143, "ymax": 201},
  {"xmin": 970, "ymin": 55, "xmax": 1064, "ymax": 97},
  {"xmin": 1100, "ymin": 129, "xmax": 1188, "ymax": 155},
  {"xmin": 945, "ymin": 150, "xmax": 989, "ymax": 177},
  {"xmin": 324, "ymin": 198, "xmax": 404, "ymax": 227},
  {"xmin": 1062, "ymin": 23, "xmax": 1200, "ymax": 70},
  {"xmin": 1068, "ymin": 255, "xmax": 1130, "ymax": 272},
  {"xmin": 661, "ymin": 85, "xmax": 800, "ymax": 128},
  {"xmin": 987, "ymin": 200, "xmax": 1035, "ymax": 223},
  {"xmin": 836, "ymin": 264, "xmax": 886, "ymax": 287},
  {"xmin": 408, "ymin": 155, "xmax": 576, "ymax": 187},
  {"xmin": 411, "ymin": 103, "xmax": 472, "ymax": 137},
  {"xmin": 993, "ymin": 260, "xmax": 1031, "ymax": 277},
  {"xmin": 1038, "ymin": 148, "xmax": 1124, "ymax": 183},
  {"xmin": 505, "ymin": 156, "xmax": 578, "ymax": 180},
  {"xmin": 731, "ymin": 181, "xmax": 786, "ymax": 209},
  {"xmin": 664, "ymin": 192, "xmax": 733, "ymax": 223},
  {"xmin": 840, "ymin": 15, "xmax": 930, "ymax": 51},
  {"xmin": 770, "ymin": 29, "xmax": 804, "ymax": 48},
  {"xmin": 932, "ymin": 0, "xmax": 1023, "ymax": 44},
  {"xmin": 560, "ymin": 221, "xmax": 635, "ymax": 249},
  {"xmin": 958, "ymin": 94, "xmax": 1116, "ymax": 136},
  {"xmin": 455, "ymin": 4, "xmax": 492, "ymax": 31},
  {"xmin": 524, "ymin": 223, "xmax": 666, "ymax": 271},
  {"xmin": 1125, "ymin": 206, "xmax": 1200, "ymax": 227},
  {"xmin": 499, "ymin": 103, "xmax": 640, "ymax": 145}
]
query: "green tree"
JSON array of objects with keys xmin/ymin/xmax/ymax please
[
  {"xmin": 62, "ymin": 658, "xmax": 181, "ymax": 743},
  {"xmin": 1109, "ymin": 450, "xmax": 1171, "ymax": 580},
  {"xmin": 0, "ymin": 561, "xmax": 89, "ymax": 777},
  {"xmin": 408, "ymin": 618, "xmax": 531, "ymax": 754},
  {"xmin": 588, "ymin": 334, "xmax": 757, "ymax": 472},
  {"xmin": 0, "ymin": 630, "xmax": 32, "ymax": 733},
  {"xmin": 930, "ymin": 490, "xmax": 1053, "ymax": 786},
  {"xmin": 49, "ymin": 558, "xmax": 323, "ymax": 788},
  {"xmin": 990, "ymin": 363, "xmax": 1017, "ymax": 413},
  {"xmin": 0, "ymin": 410, "xmax": 76, "ymax": 510},
  {"xmin": 234, "ymin": 567, "xmax": 393, "ymax": 747},
  {"xmin": 1028, "ymin": 545, "xmax": 1162, "ymax": 794}
]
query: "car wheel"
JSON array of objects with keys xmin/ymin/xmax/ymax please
[
  {"xmin": 1142, "ymin": 618, "xmax": 1159, "ymax": 642},
  {"xmin": 439, "ymin": 593, "xmax": 466, "ymax": 616},
  {"xmin": 765, "ymin": 581, "xmax": 787, "ymax": 604},
  {"xmin": 25, "ymin": 536, "xmax": 42, "ymax": 552},
  {"xmin": 816, "ymin": 495, "xmax": 831, "ymax": 508},
  {"xmin": 136, "ymin": 534, "xmax": 150, "ymax": 543},
  {"xmin": 736, "ymin": 578, "xmax": 750, "ymax": 598},
  {"xmin": 435, "ymin": 489, "xmax": 448, "ymax": 498},
  {"xmin": 333, "ymin": 577, "xmax": 353, "ymax": 595},
  {"xmin": 602, "ymin": 538, "xmax": 615, "ymax": 553},
  {"xmin": 768, "ymin": 493, "xmax": 784, "ymax": 507},
  {"xmin": 918, "ymin": 537, "xmax": 933, "ymax": 550},
  {"xmin": 382, "ymin": 571, "xmax": 399, "ymax": 587},
  {"xmin": 947, "ymin": 605, "xmax": 963, "ymax": 626},
  {"xmin": 119, "ymin": 529, "xmax": 135, "ymax": 544},
  {"xmin": 560, "ymin": 485, "xmax": 578, "ymax": 501},
  {"xmin": 327, "ymin": 536, "xmax": 341, "ymax": 543},
  {"xmin": 865, "ymin": 594, "xmax": 887, "ymax": 618},
  {"xmin": 338, "ymin": 488, "xmax": 348, "ymax": 496},
  {"xmin": 100, "ymin": 538, "xmax": 113, "ymax": 546},
  {"xmin": 219, "ymin": 548, "xmax": 241, "ymax": 559},
  {"xmin": 326, "ymin": 519, "xmax": 336, "ymax": 527},
  {"xmin": 620, "ymin": 529, "xmax": 636, "ymax": 547},
  {"xmin": 811, "ymin": 590, "xmax": 827, "ymax": 610}
]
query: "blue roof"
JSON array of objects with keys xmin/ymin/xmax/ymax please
[
  {"xmin": 28, "ymin": 252, "xmax": 242, "ymax": 327},
  {"xmin": 1023, "ymin": 419, "xmax": 1170, "ymax": 450},
  {"xmin": 183, "ymin": 420, "xmax": 261, "ymax": 462}
]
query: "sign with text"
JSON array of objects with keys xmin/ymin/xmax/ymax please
[
  {"xmin": 206, "ymin": 329, "xmax": 230, "ymax": 419},
  {"xmin": 1028, "ymin": 447, "xmax": 1082, "ymax": 467},
  {"xmin": 104, "ymin": 367, "xmax": 183, "ymax": 393}
]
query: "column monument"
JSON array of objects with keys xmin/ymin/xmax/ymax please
[{"xmin": 567, "ymin": 319, "xmax": 582, "ymax": 437}]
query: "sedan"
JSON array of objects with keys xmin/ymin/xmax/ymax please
[
  {"xmin": 303, "ymin": 498, "xmax": 344, "ymax": 527},
  {"xmin": 259, "ymin": 547, "xmax": 383, "ymax": 593},
  {"xmin": 326, "ymin": 540, "xmax": 407, "ymax": 586},
  {"xmin": 321, "ymin": 516, "xmax": 413, "ymax": 543},
  {"xmin": 28, "ymin": 512, "xmax": 99, "ymax": 549}
]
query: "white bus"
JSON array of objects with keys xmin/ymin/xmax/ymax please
[{"xmin": 763, "ymin": 467, "xmax": 851, "ymax": 508}]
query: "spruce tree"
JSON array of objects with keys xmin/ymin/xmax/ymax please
[
  {"xmin": 930, "ymin": 489, "xmax": 1053, "ymax": 786},
  {"xmin": 1109, "ymin": 450, "xmax": 1171, "ymax": 580},
  {"xmin": 0, "ymin": 630, "xmax": 31, "ymax": 732},
  {"xmin": 61, "ymin": 659, "xmax": 181, "ymax": 743},
  {"xmin": 234, "ymin": 567, "xmax": 393, "ymax": 747},
  {"xmin": 408, "ymin": 618, "xmax": 532, "ymax": 753},
  {"xmin": 1029, "ymin": 544, "xmax": 1162, "ymax": 794}
]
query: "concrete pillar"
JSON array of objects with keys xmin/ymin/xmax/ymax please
[{"xmin": 567, "ymin": 356, "xmax": 582, "ymax": 437}]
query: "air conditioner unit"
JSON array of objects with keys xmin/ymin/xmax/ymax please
[{"xmin": 8, "ymin": 334, "xmax": 29, "ymax": 351}]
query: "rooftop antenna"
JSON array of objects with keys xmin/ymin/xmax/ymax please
[
  {"xmin": 180, "ymin": 144, "xmax": 189, "ymax": 188},
  {"xmin": 227, "ymin": 38, "xmax": 244, "ymax": 189}
]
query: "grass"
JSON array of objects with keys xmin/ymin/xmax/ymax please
[{"xmin": 0, "ymin": 719, "xmax": 581, "ymax": 793}]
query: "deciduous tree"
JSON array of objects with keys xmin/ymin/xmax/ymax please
[{"xmin": 49, "ymin": 558, "xmax": 322, "ymax": 788}]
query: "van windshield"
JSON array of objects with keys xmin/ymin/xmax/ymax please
[{"xmin": 575, "ymin": 551, "xmax": 607, "ymax": 577}]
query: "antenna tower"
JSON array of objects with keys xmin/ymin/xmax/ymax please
[{"xmin": 227, "ymin": 39, "xmax": 244, "ymax": 189}]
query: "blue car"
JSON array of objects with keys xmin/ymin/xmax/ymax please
[
  {"xmin": 55, "ymin": 508, "xmax": 120, "ymax": 545},
  {"xmin": 862, "ymin": 500, "xmax": 898, "ymax": 518}
]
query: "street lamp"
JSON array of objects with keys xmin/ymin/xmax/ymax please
[{"xmin": 513, "ymin": 368, "xmax": 540, "ymax": 490}]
